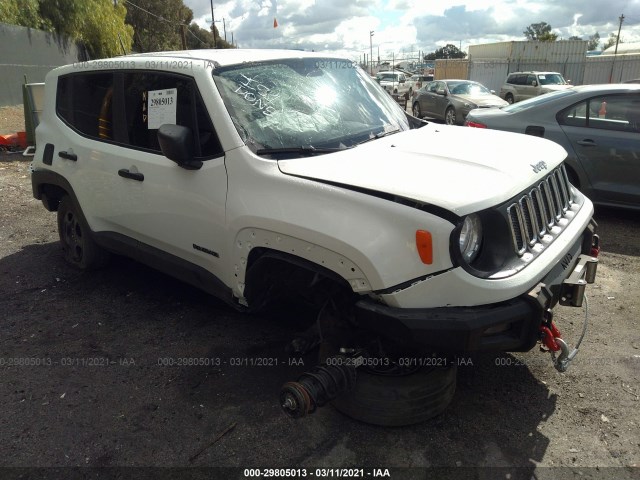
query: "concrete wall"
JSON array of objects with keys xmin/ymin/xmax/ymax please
[{"xmin": 0, "ymin": 22, "xmax": 86, "ymax": 106}]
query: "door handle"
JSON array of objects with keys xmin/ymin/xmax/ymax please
[
  {"xmin": 118, "ymin": 169, "xmax": 144, "ymax": 181},
  {"xmin": 576, "ymin": 139, "xmax": 597, "ymax": 147},
  {"xmin": 58, "ymin": 151, "xmax": 77, "ymax": 161}
]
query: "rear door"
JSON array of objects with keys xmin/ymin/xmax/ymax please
[
  {"xmin": 56, "ymin": 70, "xmax": 229, "ymax": 277},
  {"xmin": 558, "ymin": 92, "xmax": 640, "ymax": 207}
]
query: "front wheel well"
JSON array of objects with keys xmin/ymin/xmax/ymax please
[{"xmin": 243, "ymin": 248, "xmax": 356, "ymax": 312}]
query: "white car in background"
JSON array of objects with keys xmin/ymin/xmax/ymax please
[{"xmin": 376, "ymin": 70, "xmax": 411, "ymax": 98}]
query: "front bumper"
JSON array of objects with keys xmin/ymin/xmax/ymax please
[{"xmin": 354, "ymin": 224, "xmax": 599, "ymax": 354}]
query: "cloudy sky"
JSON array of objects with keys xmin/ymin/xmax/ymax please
[{"xmin": 184, "ymin": 0, "xmax": 640, "ymax": 61}]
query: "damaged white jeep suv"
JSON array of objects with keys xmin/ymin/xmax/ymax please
[{"xmin": 32, "ymin": 50, "xmax": 600, "ymax": 426}]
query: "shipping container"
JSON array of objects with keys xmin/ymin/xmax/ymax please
[
  {"xmin": 469, "ymin": 41, "xmax": 588, "ymax": 64},
  {"xmin": 584, "ymin": 54, "xmax": 640, "ymax": 84},
  {"xmin": 434, "ymin": 59, "xmax": 468, "ymax": 80}
]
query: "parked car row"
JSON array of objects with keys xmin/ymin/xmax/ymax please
[{"xmin": 409, "ymin": 72, "xmax": 638, "ymax": 210}]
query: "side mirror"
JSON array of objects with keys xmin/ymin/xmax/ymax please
[
  {"xmin": 437, "ymin": 88, "xmax": 446, "ymax": 95},
  {"xmin": 157, "ymin": 124, "xmax": 202, "ymax": 170},
  {"xmin": 399, "ymin": 78, "xmax": 405, "ymax": 84},
  {"xmin": 531, "ymin": 81, "xmax": 538, "ymax": 86},
  {"xmin": 490, "ymin": 89, "xmax": 496, "ymax": 94}
]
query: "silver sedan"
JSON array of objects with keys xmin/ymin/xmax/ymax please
[{"xmin": 465, "ymin": 84, "xmax": 640, "ymax": 210}]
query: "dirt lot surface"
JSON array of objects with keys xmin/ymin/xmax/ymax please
[{"xmin": 1, "ymin": 107, "xmax": 639, "ymax": 479}]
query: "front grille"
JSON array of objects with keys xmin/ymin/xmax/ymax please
[{"xmin": 507, "ymin": 164, "xmax": 573, "ymax": 256}]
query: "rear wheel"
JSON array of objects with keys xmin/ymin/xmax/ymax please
[
  {"xmin": 412, "ymin": 102, "xmax": 422, "ymax": 118},
  {"xmin": 445, "ymin": 107, "xmax": 457, "ymax": 125},
  {"xmin": 57, "ymin": 196, "xmax": 109, "ymax": 270},
  {"xmin": 505, "ymin": 93, "xmax": 514, "ymax": 104}
]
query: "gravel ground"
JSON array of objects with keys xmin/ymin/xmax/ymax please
[
  {"xmin": 0, "ymin": 104, "xmax": 26, "ymax": 135},
  {"xmin": 0, "ymin": 109, "xmax": 639, "ymax": 480}
]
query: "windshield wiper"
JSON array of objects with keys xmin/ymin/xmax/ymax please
[
  {"xmin": 256, "ymin": 145, "xmax": 349, "ymax": 156},
  {"xmin": 356, "ymin": 127, "xmax": 401, "ymax": 146}
]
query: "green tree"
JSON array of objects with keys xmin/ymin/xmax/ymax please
[
  {"xmin": 125, "ymin": 0, "xmax": 193, "ymax": 52},
  {"xmin": 523, "ymin": 22, "xmax": 558, "ymax": 42},
  {"xmin": 186, "ymin": 23, "xmax": 216, "ymax": 49},
  {"xmin": 424, "ymin": 44, "xmax": 467, "ymax": 60},
  {"xmin": 587, "ymin": 32, "xmax": 600, "ymax": 50},
  {"xmin": 0, "ymin": 0, "xmax": 133, "ymax": 59},
  {"xmin": 603, "ymin": 33, "xmax": 622, "ymax": 50},
  {"xmin": 568, "ymin": 35, "xmax": 582, "ymax": 41},
  {"xmin": 0, "ymin": 0, "xmax": 42, "ymax": 27}
]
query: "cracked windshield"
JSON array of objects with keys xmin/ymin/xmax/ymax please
[{"xmin": 213, "ymin": 58, "xmax": 410, "ymax": 153}]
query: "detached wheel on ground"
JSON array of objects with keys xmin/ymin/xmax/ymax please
[
  {"xmin": 57, "ymin": 196, "xmax": 109, "ymax": 270},
  {"xmin": 331, "ymin": 364, "xmax": 457, "ymax": 426}
]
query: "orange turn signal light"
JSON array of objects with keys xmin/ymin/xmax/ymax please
[{"xmin": 416, "ymin": 230, "xmax": 433, "ymax": 264}]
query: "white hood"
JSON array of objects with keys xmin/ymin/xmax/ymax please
[{"xmin": 277, "ymin": 124, "xmax": 567, "ymax": 216}]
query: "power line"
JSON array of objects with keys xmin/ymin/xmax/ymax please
[
  {"xmin": 123, "ymin": 0, "xmax": 176, "ymax": 26},
  {"xmin": 123, "ymin": 0, "xmax": 211, "ymax": 49}
]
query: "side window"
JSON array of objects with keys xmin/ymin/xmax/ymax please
[
  {"xmin": 57, "ymin": 73, "xmax": 114, "ymax": 139},
  {"xmin": 428, "ymin": 82, "xmax": 439, "ymax": 93},
  {"xmin": 123, "ymin": 72, "xmax": 223, "ymax": 158},
  {"xmin": 559, "ymin": 94, "xmax": 640, "ymax": 132},
  {"xmin": 527, "ymin": 75, "xmax": 537, "ymax": 86},
  {"xmin": 506, "ymin": 75, "xmax": 516, "ymax": 85},
  {"xmin": 558, "ymin": 100, "xmax": 588, "ymax": 127}
]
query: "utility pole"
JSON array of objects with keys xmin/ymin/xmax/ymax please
[
  {"xmin": 223, "ymin": 18, "xmax": 227, "ymax": 42},
  {"xmin": 210, "ymin": 0, "xmax": 217, "ymax": 48},
  {"xmin": 369, "ymin": 30, "xmax": 374, "ymax": 75},
  {"xmin": 609, "ymin": 13, "xmax": 625, "ymax": 82},
  {"xmin": 180, "ymin": 24, "xmax": 187, "ymax": 50}
]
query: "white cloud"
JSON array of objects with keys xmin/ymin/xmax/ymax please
[{"xmin": 182, "ymin": 0, "xmax": 640, "ymax": 57}]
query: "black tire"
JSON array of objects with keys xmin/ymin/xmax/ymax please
[
  {"xmin": 331, "ymin": 364, "xmax": 457, "ymax": 426},
  {"xmin": 57, "ymin": 196, "xmax": 109, "ymax": 270},
  {"xmin": 412, "ymin": 102, "xmax": 422, "ymax": 118},
  {"xmin": 505, "ymin": 93, "xmax": 514, "ymax": 104},
  {"xmin": 445, "ymin": 107, "xmax": 457, "ymax": 125}
]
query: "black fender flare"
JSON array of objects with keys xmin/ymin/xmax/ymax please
[{"xmin": 31, "ymin": 169, "xmax": 78, "ymax": 212}]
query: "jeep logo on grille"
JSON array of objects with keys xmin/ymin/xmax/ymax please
[{"xmin": 531, "ymin": 161, "xmax": 548, "ymax": 173}]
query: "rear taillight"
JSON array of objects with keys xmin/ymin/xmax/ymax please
[{"xmin": 465, "ymin": 121, "xmax": 487, "ymax": 128}]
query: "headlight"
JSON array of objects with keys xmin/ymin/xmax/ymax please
[{"xmin": 459, "ymin": 214, "xmax": 482, "ymax": 263}]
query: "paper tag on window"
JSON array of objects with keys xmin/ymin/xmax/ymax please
[{"xmin": 148, "ymin": 88, "xmax": 177, "ymax": 129}]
